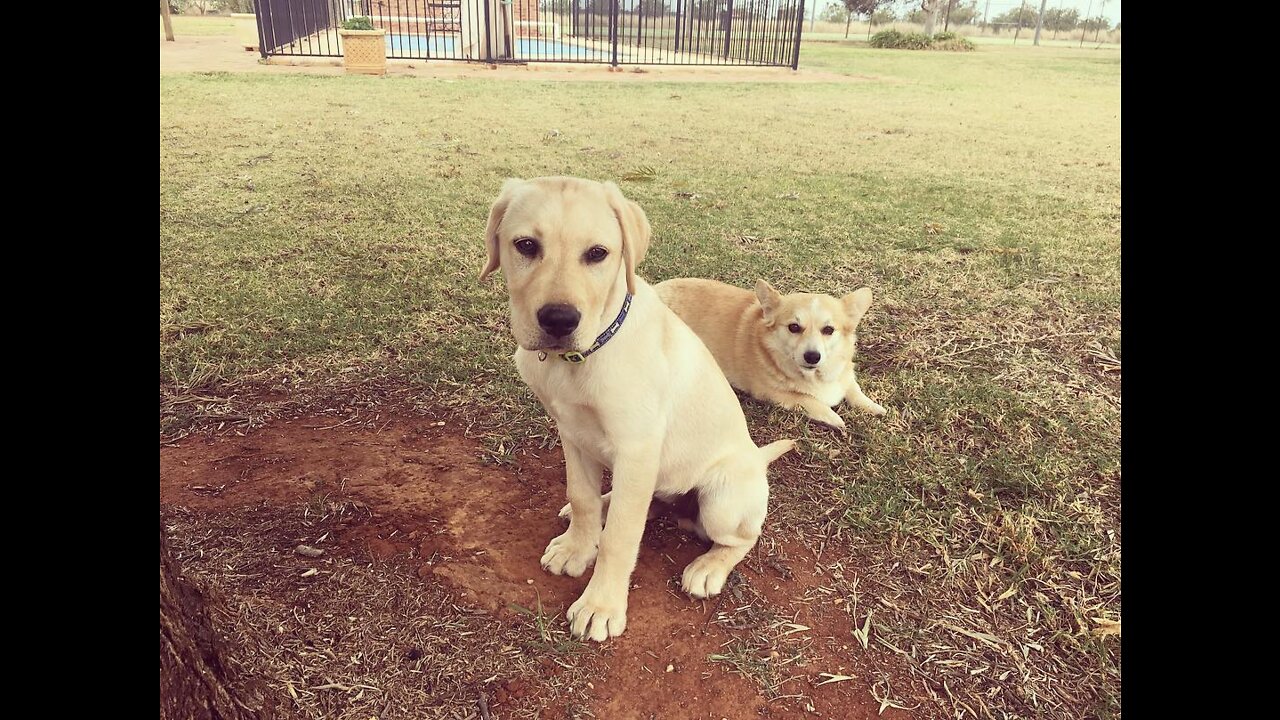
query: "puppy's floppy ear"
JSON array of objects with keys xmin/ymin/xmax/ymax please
[
  {"xmin": 842, "ymin": 287, "xmax": 874, "ymax": 329},
  {"xmin": 603, "ymin": 181, "xmax": 651, "ymax": 295},
  {"xmin": 480, "ymin": 178, "xmax": 524, "ymax": 282},
  {"xmin": 754, "ymin": 279, "xmax": 782, "ymax": 326}
]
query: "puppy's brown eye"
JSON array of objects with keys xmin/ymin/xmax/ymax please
[
  {"xmin": 821, "ymin": 326, "xmax": 835, "ymax": 335},
  {"xmin": 584, "ymin": 246, "xmax": 608, "ymax": 263},
  {"xmin": 514, "ymin": 238, "xmax": 539, "ymax": 258},
  {"xmin": 788, "ymin": 323, "xmax": 802, "ymax": 334}
]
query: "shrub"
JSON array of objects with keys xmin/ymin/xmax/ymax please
[
  {"xmin": 933, "ymin": 36, "xmax": 976, "ymax": 51},
  {"xmin": 899, "ymin": 32, "xmax": 933, "ymax": 49},
  {"xmin": 869, "ymin": 29, "xmax": 905, "ymax": 48},
  {"xmin": 870, "ymin": 28, "xmax": 974, "ymax": 51},
  {"xmin": 341, "ymin": 16, "xmax": 375, "ymax": 30},
  {"xmin": 870, "ymin": 30, "xmax": 931, "ymax": 50}
]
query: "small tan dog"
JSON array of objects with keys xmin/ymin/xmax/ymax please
[
  {"xmin": 481, "ymin": 177, "xmax": 794, "ymax": 642},
  {"xmin": 654, "ymin": 278, "xmax": 887, "ymax": 431}
]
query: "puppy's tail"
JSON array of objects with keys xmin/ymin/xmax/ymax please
[{"xmin": 758, "ymin": 439, "xmax": 797, "ymax": 465}]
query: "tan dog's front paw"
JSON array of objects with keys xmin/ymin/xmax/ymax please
[
  {"xmin": 681, "ymin": 554, "xmax": 734, "ymax": 598},
  {"xmin": 865, "ymin": 401, "xmax": 887, "ymax": 417},
  {"xmin": 808, "ymin": 407, "xmax": 847, "ymax": 432},
  {"xmin": 540, "ymin": 532, "xmax": 598, "ymax": 578},
  {"xmin": 567, "ymin": 588, "xmax": 628, "ymax": 642}
]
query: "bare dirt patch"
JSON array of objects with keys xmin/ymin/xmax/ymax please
[
  {"xmin": 159, "ymin": 33, "xmax": 873, "ymax": 83},
  {"xmin": 161, "ymin": 415, "xmax": 913, "ymax": 719}
]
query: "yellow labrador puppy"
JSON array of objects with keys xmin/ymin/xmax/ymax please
[
  {"xmin": 480, "ymin": 177, "xmax": 794, "ymax": 642},
  {"xmin": 655, "ymin": 278, "xmax": 887, "ymax": 431}
]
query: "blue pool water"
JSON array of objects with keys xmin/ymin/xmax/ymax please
[{"xmin": 385, "ymin": 34, "xmax": 614, "ymax": 60}]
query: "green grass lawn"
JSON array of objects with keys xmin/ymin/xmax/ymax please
[{"xmin": 161, "ymin": 40, "xmax": 1120, "ymax": 718}]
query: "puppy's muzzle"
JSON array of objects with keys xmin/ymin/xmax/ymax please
[{"xmin": 537, "ymin": 304, "xmax": 582, "ymax": 339}]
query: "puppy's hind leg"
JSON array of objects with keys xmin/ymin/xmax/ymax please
[
  {"xmin": 681, "ymin": 473, "xmax": 768, "ymax": 599},
  {"xmin": 560, "ymin": 491, "xmax": 611, "ymax": 521},
  {"xmin": 542, "ymin": 440, "xmax": 603, "ymax": 578},
  {"xmin": 559, "ymin": 492, "xmax": 660, "ymax": 524}
]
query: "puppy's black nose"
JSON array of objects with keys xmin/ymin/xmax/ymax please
[
  {"xmin": 804, "ymin": 351, "xmax": 821, "ymax": 365},
  {"xmin": 537, "ymin": 304, "xmax": 581, "ymax": 338}
]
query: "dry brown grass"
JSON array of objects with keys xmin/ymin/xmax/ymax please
[{"xmin": 164, "ymin": 502, "xmax": 597, "ymax": 719}]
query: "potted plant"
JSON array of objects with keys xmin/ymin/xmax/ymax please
[{"xmin": 338, "ymin": 16, "xmax": 386, "ymax": 76}]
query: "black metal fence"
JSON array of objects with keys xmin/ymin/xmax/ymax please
[{"xmin": 256, "ymin": 0, "xmax": 806, "ymax": 67}]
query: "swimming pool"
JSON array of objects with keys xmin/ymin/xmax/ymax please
[{"xmin": 385, "ymin": 34, "xmax": 617, "ymax": 61}]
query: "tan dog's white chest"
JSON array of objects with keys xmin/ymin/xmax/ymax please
[
  {"xmin": 809, "ymin": 374, "xmax": 848, "ymax": 408},
  {"xmin": 516, "ymin": 352, "xmax": 618, "ymax": 465}
]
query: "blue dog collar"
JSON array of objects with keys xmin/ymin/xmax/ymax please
[{"xmin": 540, "ymin": 293, "xmax": 633, "ymax": 364}]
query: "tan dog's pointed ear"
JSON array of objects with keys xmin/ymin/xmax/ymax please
[
  {"xmin": 603, "ymin": 181, "xmax": 651, "ymax": 295},
  {"xmin": 842, "ymin": 287, "xmax": 874, "ymax": 329},
  {"xmin": 755, "ymin": 279, "xmax": 782, "ymax": 326},
  {"xmin": 480, "ymin": 178, "xmax": 524, "ymax": 282}
]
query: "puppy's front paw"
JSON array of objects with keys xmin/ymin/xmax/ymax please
[
  {"xmin": 567, "ymin": 588, "xmax": 628, "ymax": 642},
  {"xmin": 808, "ymin": 408, "xmax": 846, "ymax": 432},
  {"xmin": 681, "ymin": 553, "xmax": 734, "ymax": 599},
  {"xmin": 540, "ymin": 531, "xmax": 598, "ymax": 578},
  {"xmin": 866, "ymin": 401, "xmax": 887, "ymax": 417}
]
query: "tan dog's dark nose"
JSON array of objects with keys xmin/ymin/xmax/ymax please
[
  {"xmin": 538, "ymin": 304, "xmax": 581, "ymax": 338},
  {"xmin": 804, "ymin": 351, "xmax": 821, "ymax": 365}
]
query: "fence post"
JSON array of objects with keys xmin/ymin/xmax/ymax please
[
  {"xmin": 791, "ymin": 0, "xmax": 805, "ymax": 70},
  {"xmin": 255, "ymin": 2, "xmax": 269, "ymax": 60},
  {"xmin": 610, "ymin": 0, "xmax": 619, "ymax": 67},
  {"xmin": 483, "ymin": 0, "xmax": 494, "ymax": 62},
  {"xmin": 722, "ymin": 0, "xmax": 734, "ymax": 59},
  {"xmin": 674, "ymin": 0, "xmax": 682, "ymax": 53}
]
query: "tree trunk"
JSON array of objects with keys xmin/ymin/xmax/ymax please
[
  {"xmin": 1033, "ymin": 0, "xmax": 1048, "ymax": 45},
  {"xmin": 923, "ymin": 3, "xmax": 939, "ymax": 36},
  {"xmin": 846, "ymin": 12, "xmax": 852, "ymax": 38},
  {"xmin": 160, "ymin": 521, "xmax": 272, "ymax": 720},
  {"xmin": 161, "ymin": 0, "xmax": 174, "ymax": 41}
]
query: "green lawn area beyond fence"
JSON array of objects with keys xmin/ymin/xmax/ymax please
[{"xmin": 161, "ymin": 40, "xmax": 1121, "ymax": 719}]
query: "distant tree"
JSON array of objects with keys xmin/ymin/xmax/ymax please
[
  {"xmin": 906, "ymin": 0, "xmax": 942, "ymax": 34},
  {"xmin": 820, "ymin": 2, "xmax": 847, "ymax": 22},
  {"xmin": 840, "ymin": 0, "xmax": 884, "ymax": 38},
  {"xmin": 1080, "ymin": 15, "xmax": 1111, "ymax": 32},
  {"xmin": 1043, "ymin": 7, "xmax": 1079, "ymax": 32},
  {"xmin": 944, "ymin": 0, "xmax": 978, "ymax": 26},
  {"xmin": 635, "ymin": 0, "xmax": 671, "ymax": 17},
  {"xmin": 215, "ymin": 0, "xmax": 254, "ymax": 11},
  {"xmin": 993, "ymin": 4, "xmax": 1038, "ymax": 28},
  {"xmin": 871, "ymin": 6, "xmax": 896, "ymax": 23}
]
